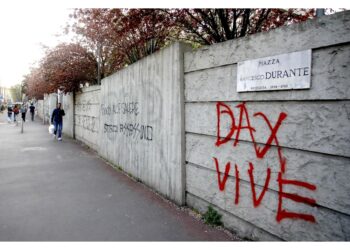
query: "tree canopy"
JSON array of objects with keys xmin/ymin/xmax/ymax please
[
  {"xmin": 165, "ymin": 9, "xmax": 315, "ymax": 44},
  {"xmin": 25, "ymin": 8, "xmax": 315, "ymax": 99},
  {"xmin": 24, "ymin": 43, "xmax": 96, "ymax": 98}
]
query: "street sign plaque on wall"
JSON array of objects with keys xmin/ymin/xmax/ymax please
[{"xmin": 237, "ymin": 49, "xmax": 311, "ymax": 92}]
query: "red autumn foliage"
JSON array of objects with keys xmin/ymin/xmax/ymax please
[
  {"xmin": 70, "ymin": 9, "xmax": 173, "ymax": 77},
  {"xmin": 24, "ymin": 43, "xmax": 96, "ymax": 98},
  {"xmin": 40, "ymin": 43, "xmax": 97, "ymax": 93},
  {"xmin": 23, "ymin": 68, "xmax": 47, "ymax": 100},
  {"xmin": 69, "ymin": 8, "xmax": 315, "ymax": 70}
]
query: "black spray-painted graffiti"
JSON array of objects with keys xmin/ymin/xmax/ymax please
[
  {"xmin": 76, "ymin": 115, "xmax": 97, "ymax": 132},
  {"xmin": 75, "ymin": 101, "xmax": 92, "ymax": 113},
  {"xmin": 101, "ymin": 102, "xmax": 139, "ymax": 116},
  {"xmin": 104, "ymin": 123, "xmax": 153, "ymax": 141}
]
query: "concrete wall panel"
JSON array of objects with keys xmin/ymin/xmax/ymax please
[
  {"xmin": 62, "ymin": 93, "xmax": 74, "ymax": 137},
  {"xmin": 99, "ymin": 42, "xmax": 189, "ymax": 204},
  {"xmin": 74, "ymin": 86, "xmax": 100, "ymax": 151},
  {"xmin": 185, "ymin": 44, "xmax": 350, "ymax": 102},
  {"xmin": 186, "ymin": 193, "xmax": 281, "ymax": 241},
  {"xmin": 186, "ymin": 164, "xmax": 350, "ymax": 241},
  {"xmin": 36, "ymin": 100, "xmax": 44, "ymax": 120},
  {"xmin": 184, "ymin": 11, "xmax": 350, "ymax": 240},
  {"xmin": 42, "ymin": 93, "xmax": 57, "ymax": 124},
  {"xmin": 186, "ymin": 133, "xmax": 350, "ymax": 215},
  {"xmin": 185, "ymin": 101, "xmax": 350, "ymax": 157}
]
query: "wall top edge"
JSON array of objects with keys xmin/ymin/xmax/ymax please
[
  {"xmin": 100, "ymin": 41, "xmax": 189, "ymax": 84},
  {"xmin": 184, "ymin": 10, "xmax": 350, "ymax": 57},
  {"xmin": 80, "ymin": 85, "xmax": 101, "ymax": 93}
]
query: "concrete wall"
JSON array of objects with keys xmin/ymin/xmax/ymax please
[
  {"xmin": 184, "ymin": 11, "xmax": 350, "ymax": 240},
  {"xmin": 99, "ymin": 42, "xmax": 189, "ymax": 205},
  {"xmin": 36, "ymin": 100, "xmax": 44, "ymax": 120},
  {"xmin": 42, "ymin": 93, "xmax": 57, "ymax": 124},
  {"xmin": 42, "ymin": 94, "xmax": 49, "ymax": 124},
  {"xmin": 62, "ymin": 93, "xmax": 74, "ymax": 138},
  {"xmin": 75, "ymin": 85, "xmax": 100, "ymax": 151}
]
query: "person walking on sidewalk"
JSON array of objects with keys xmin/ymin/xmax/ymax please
[
  {"xmin": 7, "ymin": 105, "xmax": 13, "ymax": 123},
  {"xmin": 29, "ymin": 103, "xmax": 35, "ymax": 121},
  {"xmin": 51, "ymin": 103, "xmax": 65, "ymax": 141},
  {"xmin": 13, "ymin": 105, "xmax": 19, "ymax": 124},
  {"xmin": 20, "ymin": 103, "xmax": 27, "ymax": 122}
]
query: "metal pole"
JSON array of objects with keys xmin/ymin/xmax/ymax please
[{"xmin": 21, "ymin": 118, "xmax": 23, "ymax": 133}]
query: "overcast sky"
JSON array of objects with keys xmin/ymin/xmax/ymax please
[{"xmin": 0, "ymin": 7, "xmax": 73, "ymax": 88}]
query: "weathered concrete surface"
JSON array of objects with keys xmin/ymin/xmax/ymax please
[
  {"xmin": 0, "ymin": 113, "xmax": 235, "ymax": 241},
  {"xmin": 42, "ymin": 93, "xmax": 57, "ymax": 124},
  {"xmin": 186, "ymin": 164, "xmax": 350, "ymax": 241},
  {"xmin": 186, "ymin": 133, "xmax": 350, "ymax": 215},
  {"xmin": 43, "ymin": 94, "xmax": 50, "ymax": 124},
  {"xmin": 185, "ymin": 44, "xmax": 350, "ymax": 102},
  {"xmin": 184, "ymin": 11, "xmax": 350, "ymax": 241},
  {"xmin": 186, "ymin": 193, "xmax": 281, "ymax": 241},
  {"xmin": 62, "ymin": 92, "xmax": 74, "ymax": 138},
  {"xmin": 75, "ymin": 86, "xmax": 100, "ymax": 151},
  {"xmin": 36, "ymin": 100, "xmax": 44, "ymax": 120},
  {"xmin": 186, "ymin": 101, "xmax": 350, "ymax": 157},
  {"xmin": 99, "ymin": 42, "xmax": 191, "ymax": 205}
]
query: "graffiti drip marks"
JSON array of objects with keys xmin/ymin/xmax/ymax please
[
  {"xmin": 104, "ymin": 123, "xmax": 153, "ymax": 141},
  {"xmin": 75, "ymin": 102, "xmax": 92, "ymax": 112},
  {"xmin": 75, "ymin": 115, "xmax": 97, "ymax": 132},
  {"xmin": 213, "ymin": 101, "xmax": 317, "ymax": 223},
  {"xmin": 234, "ymin": 164, "xmax": 240, "ymax": 205}
]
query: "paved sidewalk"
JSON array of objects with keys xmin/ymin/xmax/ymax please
[{"xmin": 0, "ymin": 113, "xmax": 237, "ymax": 241}]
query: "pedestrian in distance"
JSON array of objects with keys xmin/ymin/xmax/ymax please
[
  {"xmin": 51, "ymin": 103, "xmax": 65, "ymax": 141},
  {"xmin": 29, "ymin": 103, "xmax": 35, "ymax": 121},
  {"xmin": 7, "ymin": 105, "xmax": 13, "ymax": 123},
  {"xmin": 13, "ymin": 105, "xmax": 19, "ymax": 124},
  {"xmin": 20, "ymin": 103, "xmax": 27, "ymax": 122}
]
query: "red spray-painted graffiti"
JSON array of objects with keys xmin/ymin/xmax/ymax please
[{"xmin": 214, "ymin": 101, "xmax": 317, "ymax": 223}]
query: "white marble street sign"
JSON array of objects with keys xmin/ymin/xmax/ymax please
[{"xmin": 237, "ymin": 50, "xmax": 311, "ymax": 92}]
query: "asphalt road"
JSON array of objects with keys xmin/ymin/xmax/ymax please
[{"xmin": 0, "ymin": 112, "xmax": 237, "ymax": 241}]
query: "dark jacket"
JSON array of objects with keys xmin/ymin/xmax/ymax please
[
  {"xmin": 29, "ymin": 105, "xmax": 35, "ymax": 113},
  {"xmin": 51, "ymin": 108, "xmax": 65, "ymax": 123}
]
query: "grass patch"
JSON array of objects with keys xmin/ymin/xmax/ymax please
[{"xmin": 203, "ymin": 206, "xmax": 223, "ymax": 226}]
